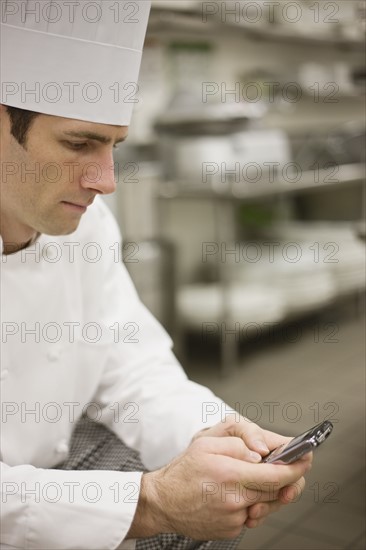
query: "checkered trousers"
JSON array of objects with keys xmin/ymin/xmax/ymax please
[{"xmin": 56, "ymin": 417, "xmax": 245, "ymax": 550}]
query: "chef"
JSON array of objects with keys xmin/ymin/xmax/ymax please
[{"xmin": 0, "ymin": 1, "xmax": 311, "ymax": 549}]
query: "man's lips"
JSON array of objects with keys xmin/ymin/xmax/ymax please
[
  {"xmin": 62, "ymin": 199, "xmax": 94, "ymax": 208},
  {"xmin": 61, "ymin": 200, "xmax": 94, "ymax": 213}
]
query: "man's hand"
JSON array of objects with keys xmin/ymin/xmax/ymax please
[
  {"xmin": 192, "ymin": 416, "xmax": 313, "ymax": 529},
  {"xmin": 192, "ymin": 415, "xmax": 304, "ymax": 463},
  {"xmin": 127, "ymin": 435, "xmax": 311, "ymax": 541},
  {"xmin": 244, "ymin": 475, "xmax": 306, "ymax": 529}
]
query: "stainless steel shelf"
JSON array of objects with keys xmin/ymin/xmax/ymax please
[
  {"xmin": 158, "ymin": 163, "xmax": 366, "ymax": 201},
  {"xmin": 149, "ymin": 8, "xmax": 365, "ymax": 51}
]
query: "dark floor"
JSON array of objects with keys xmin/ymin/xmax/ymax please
[{"xmin": 181, "ymin": 307, "xmax": 366, "ymax": 550}]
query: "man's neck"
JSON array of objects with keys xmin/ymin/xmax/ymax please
[
  {"xmin": 1, "ymin": 233, "xmax": 40, "ymax": 255},
  {"xmin": 0, "ymin": 211, "xmax": 40, "ymax": 255}
]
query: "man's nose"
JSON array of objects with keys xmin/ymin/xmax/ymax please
[{"xmin": 80, "ymin": 151, "xmax": 116, "ymax": 195}]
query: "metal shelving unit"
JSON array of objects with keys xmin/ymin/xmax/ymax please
[
  {"xmin": 147, "ymin": 2, "xmax": 366, "ymax": 375},
  {"xmin": 157, "ymin": 163, "xmax": 365, "ymax": 375},
  {"xmin": 149, "ymin": 6, "xmax": 365, "ymax": 51},
  {"xmin": 158, "ymin": 164, "xmax": 366, "ymax": 201}
]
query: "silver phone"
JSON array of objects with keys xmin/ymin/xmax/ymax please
[{"xmin": 262, "ymin": 421, "xmax": 333, "ymax": 464}]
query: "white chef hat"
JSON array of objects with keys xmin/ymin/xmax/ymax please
[{"xmin": 0, "ymin": 0, "xmax": 151, "ymax": 125}]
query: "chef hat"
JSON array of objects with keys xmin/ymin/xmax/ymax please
[{"xmin": 0, "ymin": 0, "xmax": 151, "ymax": 125}]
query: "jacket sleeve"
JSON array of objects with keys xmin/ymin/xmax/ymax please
[
  {"xmin": 89, "ymin": 201, "xmax": 233, "ymax": 471},
  {"xmin": 0, "ymin": 461, "xmax": 142, "ymax": 549}
]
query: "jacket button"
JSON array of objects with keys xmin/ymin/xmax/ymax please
[
  {"xmin": 55, "ymin": 440, "xmax": 69, "ymax": 455},
  {"xmin": 1, "ymin": 369, "xmax": 9, "ymax": 381}
]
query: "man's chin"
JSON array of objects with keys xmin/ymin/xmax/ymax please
[{"xmin": 44, "ymin": 220, "xmax": 82, "ymax": 237}]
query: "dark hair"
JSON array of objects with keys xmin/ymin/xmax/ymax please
[{"xmin": 5, "ymin": 105, "xmax": 40, "ymax": 147}]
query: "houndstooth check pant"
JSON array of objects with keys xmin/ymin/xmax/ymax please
[{"xmin": 56, "ymin": 417, "xmax": 245, "ymax": 550}]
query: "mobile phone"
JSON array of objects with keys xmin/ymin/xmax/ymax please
[{"xmin": 262, "ymin": 420, "xmax": 333, "ymax": 464}]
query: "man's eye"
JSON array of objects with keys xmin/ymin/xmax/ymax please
[{"xmin": 67, "ymin": 142, "xmax": 88, "ymax": 150}]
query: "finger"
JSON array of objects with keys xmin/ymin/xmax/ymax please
[
  {"xmin": 260, "ymin": 432, "xmax": 314, "ymax": 467},
  {"xmin": 194, "ymin": 437, "xmax": 310, "ymax": 493},
  {"xmin": 244, "ymin": 517, "xmax": 265, "ymax": 529},
  {"xmin": 244, "ymin": 487, "xmax": 280, "ymax": 504},
  {"xmin": 239, "ymin": 459, "xmax": 311, "ymax": 492},
  {"xmin": 224, "ymin": 417, "xmax": 272, "ymax": 456},
  {"xmin": 279, "ymin": 476, "xmax": 306, "ymax": 504},
  {"xmin": 226, "ymin": 420, "xmax": 294, "ymax": 458},
  {"xmin": 247, "ymin": 500, "xmax": 283, "ymax": 521},
  {"xmin": 193, "ymin": 435, "xmax": 263, "ymax": 463},
  {"xmin": 261, "ymin": 428, "xmax": 293, "ymax": 451},
  {"xmin": 298, "ymin": 450, "xmax": 313, "ymax": 467}
]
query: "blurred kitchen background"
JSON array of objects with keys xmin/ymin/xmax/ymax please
[{"xmin": 105, "ymin": 1, "xmax": 365, "ymax": 548}]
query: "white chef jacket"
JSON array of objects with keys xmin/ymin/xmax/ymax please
[{"xmin": 0, "ymin": 199, "xmax": 229, "ymax": 550}]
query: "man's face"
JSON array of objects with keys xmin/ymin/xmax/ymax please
[{"xmin": 0, "ymin": 108, "xmax": 128, "ymax": 239}]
